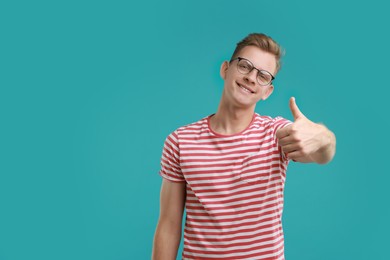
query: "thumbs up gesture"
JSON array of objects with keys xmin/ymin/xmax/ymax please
[{"xmin": 275, "ymin": 97, "xmax": 336, "ymax": 164}]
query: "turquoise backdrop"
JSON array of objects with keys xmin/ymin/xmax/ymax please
[{"xmin": 1, "ymin": 0, "xmax": 389, "ymax": 259}]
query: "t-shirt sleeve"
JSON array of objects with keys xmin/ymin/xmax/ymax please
[
  {"xmin": 159, "ymin": 131, "xmax": 185, "ymax": 182},
  {"xmin": 272, "ymin": 116, "xmax": 293, "ymax": 162}
]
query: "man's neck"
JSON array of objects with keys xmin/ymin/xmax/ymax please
[{"xmin": 210, "ymin": 103, "xmax": 255, "ymax": 135}]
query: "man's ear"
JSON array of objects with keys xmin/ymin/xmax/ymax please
[
  {"xmin": 262, "ymin": 85, "xmax": 274, "ymax": 100},
  {"xmin": 220, "ymin": 61, "xmax": 229, "ymax": 80}
]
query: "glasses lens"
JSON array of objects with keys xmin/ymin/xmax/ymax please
[
  {"xmin": 236, "ymin": 58, "xmax": 273, "ymax": 86},
  {"xmin": 257, "ymin": 71, "xmax": 272, "ymax": 85},
  {"xmin": 237, "ymin": 59, "xmax": 252, "ymax": 74}
]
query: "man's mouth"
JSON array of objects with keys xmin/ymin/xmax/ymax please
[{"xmin": 237, "ymin": 82, "xmax": 255, "ymax": 94}]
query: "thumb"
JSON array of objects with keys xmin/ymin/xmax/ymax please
[{"xmin": 289, "ymin": 97, "xmax": 304, "ymax": 120}]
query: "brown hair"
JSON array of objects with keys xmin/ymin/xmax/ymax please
[{"xmin": 231, "ymin": 33, "xmax": 284, "ymax": 73}]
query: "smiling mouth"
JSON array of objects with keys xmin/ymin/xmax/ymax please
[{"xmin": 237, "ymin": 82, "xmax": 255, "ymax": 94}]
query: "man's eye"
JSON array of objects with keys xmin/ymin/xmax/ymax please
[
  {"xmin": 259, "ymin": 73, "xmax": 271, "ymax": 82},
  {"xmin": 239, "ymin": 64, "xmax": 251, "ymax": 71},
  {"xmin": 259, "ymin": 74, "xmax": 268, "ymax": 80}
]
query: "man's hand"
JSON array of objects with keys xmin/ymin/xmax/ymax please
[{"xmin": 276, "ymin": 97, "xmax": 336, "ymax": 164}]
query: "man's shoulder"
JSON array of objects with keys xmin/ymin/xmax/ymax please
[
  {"xmin": 167, "ymin": 115, "xmax": 211, "ymax": 137},
  {"xmin": 254, "ymin": 113, "xmax": 290, "ymax": 126},
  {"xmin": 178, "ymin": 115, "xmax": 209, "ymax": 130}
]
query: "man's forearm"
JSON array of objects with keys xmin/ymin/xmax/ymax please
[
  {"xmin": 152, "ymin": 221, "xmax": 182, "ymax": 260},
  {"xmin": 311, "ymin": 126, "xmax": 336, "ymax": 164}
]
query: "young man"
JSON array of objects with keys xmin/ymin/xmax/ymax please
[{"xmin": 152, "ymin": 33, "xmax": 336, "ymax": 260}]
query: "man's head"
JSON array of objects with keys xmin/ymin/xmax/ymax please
[
  {"xmin": 219, "ymin": 33, "xmax": 284, "ymax": 109},
  {"xmin": 231, "ymin": 33, "xmax": 284, "ymax": 74}
]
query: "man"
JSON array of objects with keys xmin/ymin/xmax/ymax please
[{"xmin": 152, "ymin": 33, "xmax": 336, "ymax": 260}]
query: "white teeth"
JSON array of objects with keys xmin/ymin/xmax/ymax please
[{"xmin": 239, "ymin": 84, "xmax": 252, "ymax": 93}]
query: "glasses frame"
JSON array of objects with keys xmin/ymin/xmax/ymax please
[{"xmin": 230, "ymin": 57, "xmax": 275, "ymax": 86}]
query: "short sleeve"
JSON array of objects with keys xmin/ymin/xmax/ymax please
[
  {"xmin": 272, "ymin": 116, "xmax": 293, "ymax": 161},
  {"xmin": 159, "ymin": 131, "xmax": 185, "ymax": 182}
]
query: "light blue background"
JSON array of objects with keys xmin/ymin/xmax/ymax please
[{"xmin": 1, "ymin": 0, "xmax": 389, "ymax": 259}]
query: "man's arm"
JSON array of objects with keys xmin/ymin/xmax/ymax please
[
  {"xmin": 276, "ymin": 97, "xmax": 336, "ymax": 164},
  {"xmin": 152, "ymin": 179, "xmax": 186, "ymax": 260}
]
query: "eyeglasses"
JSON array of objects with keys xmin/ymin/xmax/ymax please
[{"xmin": 230, "ymin": 57, "xmax": 275, "ymax": 86}]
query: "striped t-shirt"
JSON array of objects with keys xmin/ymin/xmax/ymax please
[{"xmin": 160, "ymin": 113, "xmax": 292, "ymax": 260}]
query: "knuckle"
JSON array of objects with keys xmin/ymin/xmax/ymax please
[{"xmin": 301, "ymin": 147, "xmax": 310, "ymax": 156}]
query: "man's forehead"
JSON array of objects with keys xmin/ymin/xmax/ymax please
[{"xmin": 236, "ymin": 46, "xmax": 277, "ymax": 73}]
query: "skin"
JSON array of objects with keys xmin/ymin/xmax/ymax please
[
  {"xmin": 152, "ymin": 45, "xmax": 336, "ymax": 259},
  {"xmin": 152, "ymin": 179, "xmax": 186, "ymax": 260},
  {"xmin": 210, "ymin": 45, "xmax": 276, "ymax": 135},
  {"xmin": 275, "ymin": 97, "xmax": 336, "ymax": 164}
]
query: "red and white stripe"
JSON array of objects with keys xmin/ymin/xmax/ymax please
[{"xmin": 160, "ymin": 113, "xmax": 291, "ymax": 260}]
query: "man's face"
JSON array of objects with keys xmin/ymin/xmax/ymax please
[{"xmin": 220, "ymin": 46, "xmax": 277, "ymax": 109}]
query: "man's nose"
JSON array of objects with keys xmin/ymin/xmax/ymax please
[{"xmin": 244, "ymin": 69, "xmax": 257, "ymax": 85}]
